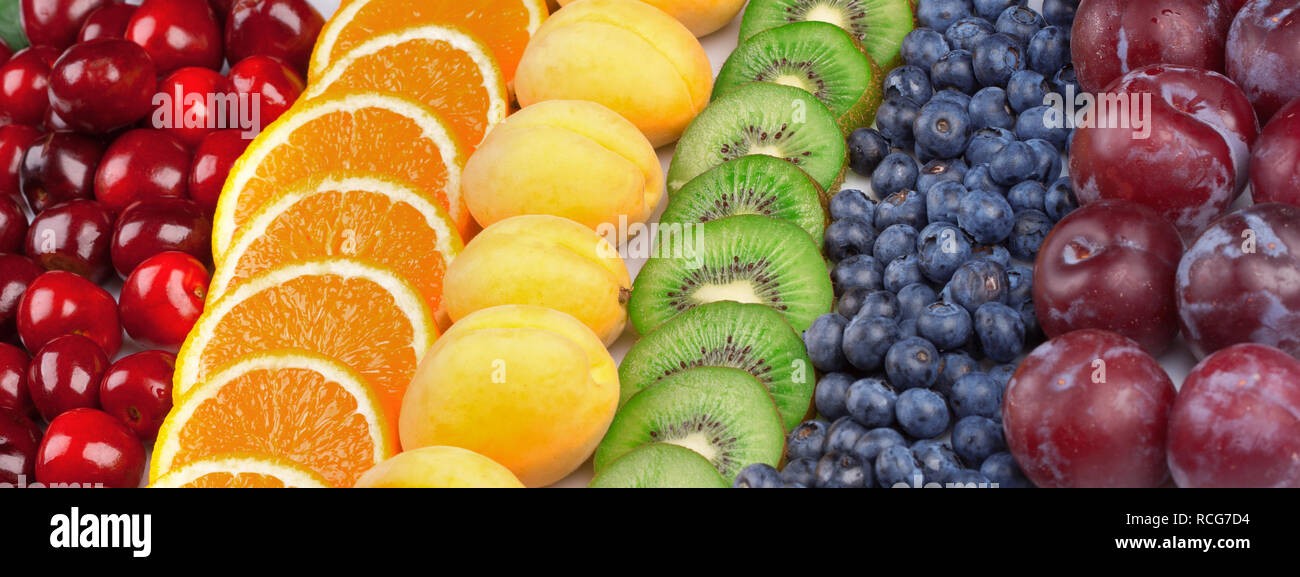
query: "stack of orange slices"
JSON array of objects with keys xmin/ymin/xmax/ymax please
[{"xmin": 150, "ymin": 0, "xmax": 549, "ymax": 489}]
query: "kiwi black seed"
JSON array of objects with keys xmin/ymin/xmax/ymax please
[
  {"xmin": 714, "ymin": 21, "xmax": 883, "ymax": 135},
  {"xmin": 740, "ymin": 0, "xmax": 918, "ymax": 71},
  {"xmin": 587, "ymin": 443, "xmax": 729, "ymax": 488},
  {"xmin": 661, "ymin": 155, "xmax": 828, "ymax": 241},
  {"xmin": 620, "ymin": 300, "xmax": 817, "ymax": 431},
  {"xmin": 629, "ymin": 214, "xmax": 833, "ymax": 336},
  {"xmin": 594, "ymin": 366, "xmax": 786, "ymax": 482},
  {"xmin": 666, "ymin": 82, "xmax": 847, "ymax": 195}
]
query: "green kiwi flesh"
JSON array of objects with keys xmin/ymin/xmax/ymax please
[
  {"xmin": 620, "ymin": 301, "xmax": 816, "ymax": 431},
  {"xmin": 739, "ymin": 0, "xmax": 917, "ymax": 71},
  {"xmin": 661, "ymin": 155, "xmax": 827, "ymax": 242},
  {"xmin": 666, "ymin": 82, "xmax": 847, "ymax": 195},
  {"xmin": 587, "ymin": 443, "xmax": 729, "ymax": 488},
  {"xmin": 594, "ymin": 366, "xmax": 786, "ymax": 482}
]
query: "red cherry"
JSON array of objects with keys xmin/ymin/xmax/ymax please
[
  {"xmin": 48, "ymin": 38, "xmax": 157, "ymax": 134},
  {"xmin": 0, "ymin": 46, "xmax": 60, "ymax": 127},
  {"xmin": 36, "ymin": 408, "xmax": 144, "ymax": 488},
  {"xmin": 225, "ymin": 0, "xmax": 323, "ymax": 76},
  {"xmin": 110, "ymin": 197, "xmax": 211, "ymax": 277},
  {"xmin": 0, "ymin": 124, "xmax": 42, "ymax": 207},
  {"xmin": 98, "ymin": 350, "xmax": 174, "ymax": 441},
  {"xmin": 0, "ymin": 408, "xmax": 41, "ymax": 485},
  {"xmin": 0, "ymin": 343, "xmax": 33, "ymax": 418},
  {"xmin": 17, "ymin": 270, "xmax": 122, "ymax": 357},
  {"xmin": 26, "ymin": 333, "xmax": 107, "ymax": 422},
  {"xmin": 207, "ymin": 0, "xmax": 235, "ymax": 19},
  {"xmin": 0, "ymin": 254, "xmax": 43, "ymax": 344},
  {"xmin": 94, "ymin": 129, "xmax": 190, "ymax": 215},
  {"xmin": 227, "ymin": 55, "xmax": 304, "ymax": 132},
  {"xmin": 0, "ymin": 193, "xmax": 26, "ymax": 254},
  {"xmin": 19, "ymin": 0, "xmax": 114, "ymax": 51},
  {"xmin": 125, "ymin": 0, "xmax": 223, "ymax": 76},
  {"xmin": 25, "ymin": 199, "xmax": 114, "ymax": 283},
  {"xmin": 119, "ymin": 251, "xmax": 209, "ymax": 349},
  {"xmin": 19, "ymin": 132, "xmax": 106, "ymax": 213},
  {"xmin": 151, "ymin": 66, "xmax": 231, "ymax": 149},
  {"xmin": 0, "ymin": 38, "xmax": 10, "ymax": 64},
  {"xmin": 188, "ymin": 129, "xmax": 248, "ymax": 215},
  {"xmin": 77, "ymin": 2, "xmax": 137, "ymax": 42}
]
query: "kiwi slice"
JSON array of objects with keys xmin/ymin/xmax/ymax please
[
  {"xmin": 661, "ymin": 155, "xmax": 827, "ymax": 242},
  {"xmin": 631, "ymin": 214, "xmax": 833, "ymax": 335},
  {"xmin": 594, "ymin": 366, "xmax": 786, "ymax": 482},
  {"xmin": 740, "ymin": 0, "xmax": 917, "ymax": 71},
  {"xmin": 620, "ymin": 301, "xmax": 816, "ymax": 431},
  {"xmin": 714, "ymin": 22, "xmax": 884, "ymax": 135},
  {"xmin": 667, "ymin": 82, "xmax": 847, "ymax": 195},
  {"xmin": 588, "ymin": 443, "xmax": 729, "ymax": 488}
]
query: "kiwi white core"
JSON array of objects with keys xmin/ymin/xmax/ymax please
[
  {"xmin": 805, "ymin": 5, "xmax": 848, "ymax": 28},
  {"xmin": 691, "ymin": 281, "xmax": 764, "ymax": 305},
  {"xmin": 665, "ymin": 434, "xmax": 720, "ymax": 464}
]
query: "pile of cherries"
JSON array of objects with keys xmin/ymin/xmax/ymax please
[{"xmin": 0, "ymin": 0, "xmax": 323, "ymax": 488}]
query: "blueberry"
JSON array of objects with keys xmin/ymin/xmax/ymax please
[
  {"xmin": 1014, "ymin": 105, "xmax": 1069, "ymax": 150},
  {"xmin": 951, "ymin": 373, "xmax": 1003, "ymax": 419},
  {"xmin": 733, "ymin": 463, "xmax": 783, "ymax": 488},
  {"xmin": 958, "ymin": 189, "xmax": 1015, "ymax": 244},
  {"xmin": 804, "ymin": 313, "xmax": 850, "ymax": 372},
  {"xmin": 1006, "ymin": 69, "xmax": 1049, "ymax": 113},
  {"xmin": 916, "ymin": 301, "xmax": 974, "ymax": 351},
  {"xmin": 953, "ymin": 416, "xmax": 1007, "ymax": 468},
  {"xmin": 897, "ymin": 317, "xmax": 919, "ymax": 339},
  {"xmin": 857, "ymin": 290, "xmax": 901, "ymax": 320},
  {"xmin": 830, "ymin": 188, "xmax": 877, "ymax": 222},
  {"xmin": 827, "ymin": 416, "xmax": 870, "ymax": 454},
  {"xmin": 843, "ymin": 315, "xmax": 900, "ymax": 372},
  {"xmin": 1044, "ymin": 177, "xmax": 1077, "ymax": 221},
  {"xmin": 914, "ymin": 98, "xmax": 973, "ymax": 161},
  {"xmin": 874, "ymin": 188, "xmax": 928, "ymax": 230},
  {"xmin": 877, "ymin": 97, "xmax": 922, "ymax": 149},
  {"xmin": 884, "ymin": 254, "xmax": 926, "ymax": 293},
  {"xmin": 1027, "ymin": 25, "xmax": 1070, "ymax": 76},
  {"xmin": 917, "ymin": 221, "xmax": 973, "ymax": 283},
  {"xmin": 918, "ymin": 0, "xmax": 973, "ymax": 32},
  {"xmin": 874, "ymin": 223, "xmax": 920, "ymax": 265},
  {"xmin": 1007, "ymin": 180, "xmax": 1047, "ymax": 213},
  {"xmin": 815, "ymin": 372, "xmax": 856, "ymax": 421},
  {"xmin": 896, "ymin": 388, "xmax": 951, "ymax": 439},
  {"xmin": 816, "ymin": 452, "xmax": 871, "ymax": 488},
  {"xmin": 847, "ymin": 127, "xmax": 892, "ymax": 176},
  {"xmin": 930, "ymin": 88, "xmax": 972, "ymax": 110},
  {"xmin": 995, "ymin": 5, "xmax": 1043, "ymax": 44},
  {"xmin": 1005, "ymin": 265, "xmax": 1033, "ymax": 306},
  {"xmin": 896, "ymin": 283, "xmax": 939, "ymax": 321},
  {"xmin": 781, "ymin": 457, "xmax": 819, "ymax": 487},
  {"xmin": 831, "ymin": 254, "xmax": 884, "ymax": 295},
  {"xmin": 912, "ymin": 439, "xmax": 965, "ymax": 484},
  {"xmin": 824, "ymin": 217, "xmax": 877, "ymax": 263},
  {"xmin": 837, "ymin": 287, "xmax": 869, "ymax": 319},
  {"xmin": 871, "ymin": 152, "xmax": 919, "ymax": 198},
  {"xmin": 973, "ymin": 0, "xmax": 1023, "ymax": 21},
  {"xmin": 883, "ymin": 65, "xmax": 933, "ymax": 104},
  {"xmin": 1041, "ymin": 0, "xmax": 1078, "ymax": 28},
  {"xmin": 1025, "ymin": 138, "xmax": 1062, "ymax": 182},
  {"xmin": 980, "ymin": 451, "xmax": 1032, "ymax": 488},
  {"xmin": 875, "ymin": 445, "xmax": 924, "ymax": 487},
  {"xmin": 964, "ymin": 126, "xmax": 1014, "ymax": 165},
  {"xmin": 970, "ymin": 243, "xmax": 1011, "ymax": 268},
  {"xmin": 974, "ymin": 302, "xmax": 1026, "ymax": 363},
  {"xmin": 962, "ymin": 163, "xmax": 1008, "ymax": 195},
  {"xmin": 851, "ymin": 427, "xmax": 907, "ymax": 465},
  {"xmin": 900, "ymin": 27, "xmax": 950, "ymax": 70},
  {"xmin": 1018, "ymin": 300, "xmax": 1041, "ymax": 343},
  {"xmin": 786, "ymin": 420, "xmax": 830, "ymax": 461},
  {"xmin": 945, "ymin": 16, "xmax": 996, "ymax": 51},
  {"xmin": 947, "ymin": 259, "xmax": 1009, "ymax": 314},
  {"xmin": 949, "ymin": 469, "xmax": 994, "ymax": 486},
  {"xmin": 1008, "ymin": 208, "xmax": 1053, "ymax": 260},
  {"xmin": 885, "ymin": 336, "xmax": 941, "ymax": 390},
  {"xmin": 936, "ymin": 351, "xmax": 980, "ymax": 397},
  {"xmin": 917, "ymin": 158, "xmax": 968, "ymax": 194},
  {"xmin": 846, "ymin": 377, "xmax": 898, "ymax": 428},
  {"xmin": 968, "ymin": 87, "xmax": 1016, "ymax": 130},
  {"xmin": 988, "ymin": 364, "xmax": 1017, "ymax": 388},
  {"xmin": 972, "ymin": 32, "xmax": 1025, "ymax": 87},
  {"xmin": 925, "ymin": 181, "xmax": 967, "ymax": 224},
  {"xmin": 988, "ymin": 140, "xmax": 1036, "ymax": 186},
  {"xmin": 931, "ymin": 49, "xmax": 978, "ymax": 95},
  {"xmin": 1051, "ymin": 62, "xmax": 1079, "ymax": 96}
]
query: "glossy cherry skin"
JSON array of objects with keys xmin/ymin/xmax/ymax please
[
  {"xmin": 0, "ymin": 38, "xmax": 10, "ymax": 64},
  {"xmin": 36, "ymin": 408, "xmax": 144, "ymax": 488},
  {"xmin": 0, "ymin": 254, "xmax": 43, "ymax": 344},
  {"xmin": 1071, "ymin": 0, "xmax": 1234, "ymax": 92},
  {"xmin": 188, "ymin": 129, "xmax": 248, "ymax": 214},
  {"xmin": 93, "ymin": 129, "xmax": 190, "ymax": 215},
  {"xmin": 110, "ymin": 198, "xmax": 211, "ymax": 277},
  {"xmin": 1176, "ymin": 203, "xmax": 1300, "ymax": 359},
  {"xmin": 19, "ymin": 132, "xmax": 106, "ymax": 213},
  {"xmin": 225, "ymin": 0, "xmax": 324, "ymax": 76},
  {"xmin": 1168, "ymin": 343, "xmax": 1300, "ymax": 488},
  {"xmin": 17, "ymin": 270, "xmax": 122, "ymax": 357},
  {"xmin": 25, "ymin": 199, "xmax": 114, "ymax": 283},
  {"xmin": 152, "ymin": 66, "xmax": 231, "ymax": 149},
  {"xmin": 77, "ymin": 2, "xmax": 136, "ymax": 42},
  {"xmin": 20, "ymin": 0, "xmax": 114, "ymax": 50},
  {"xmin": 1227, "ymin": 0, "xmax": 1300, "ymax": 123},
  {"xmin": 1070, "ymin": 64, "xmax": 1259, "ymax": 238},
  {"xmin": 0, "ymin": 193, "xmax": 26, "ymax": 254},
  {"xmin": 1251, "ymin": 97, "xmax": 1300, "ymax": 207},
  {"xmin": 26, "ymin": 333, "xmax": 107, "ymax": 422},
  {"xmin": 0, "ymin": 343, "xmax": 33, "ymax": 417},
  {"xmin": 99, "ymin": 350, "xmax": 174, "ymax": 441},
  {"xmin": 119, "ymin": 252, "xmax": 208, "ymax": 349},
  {"xmin": 1004, "ymin": 329, "xmax": 1177, "ymax": 488},
  {"xmin": 227, "ymin": 55, "xmax": 304, "ymax": 132},
  {"xmin": 0, "ymin": 46, "xmax": 60, "ymax": 126},
  {"xmin": 0, "ymin": 408, "xmax": 41, "ymax": 485},
  {"xmin": 0, "ymin": 124, "xmax": 42, "ymax": 206},
  {"xmin": 48, "ymin": 38, "xmax": 157, "ymax": 134},
  {"xmin": 125, "ymin": 0, "xmax": 223, "ymax": 76}
]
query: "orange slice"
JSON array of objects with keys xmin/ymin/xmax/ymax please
[
  {"xmin": 150, "ymin": 454, "xmax": 332, "ymax": 488},
  {"xmin": 153, "ymin": 351, "xmax": 394, "ymax": 488},
  {"xmin": 213, "ymin": 91, "xmax": 467, "ymax": 263},
  {"xmin": 306, "ymin": 25, "xmax": 509, "ymax": 149},
  {"xmin": 174, "ymin": 259, "xmax": 436, "ymax": 430},
  {"xmin": 209, "ymin": 172, "xmax": 462, "ymax": 324},
  {"xmin": 309, "ymin": 0, "xmax": 547, "ymax": 85}
]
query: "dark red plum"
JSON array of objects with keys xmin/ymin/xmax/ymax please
[
  {"xmin": 1003, "ymin": 329, "xmax": 1177, "ymax": 488},
  {"xmin": 1176, "ymin": 203, "xmax": 1300, "ymax": 359},
  {"xmin": 1071, "ymin": 0, "xmax": 1234, "ymax": 92},
  {"xmin": 1168, "ymin": 343, "xmax": 1300, "ymax": 488},
  {"xmin": 1226, "ymin": 0, "xmax": 1300, "ymax": 123},
  {"xmin": 1250, "ymin": 97, "xmax": 1300, "ymax": 206}
]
